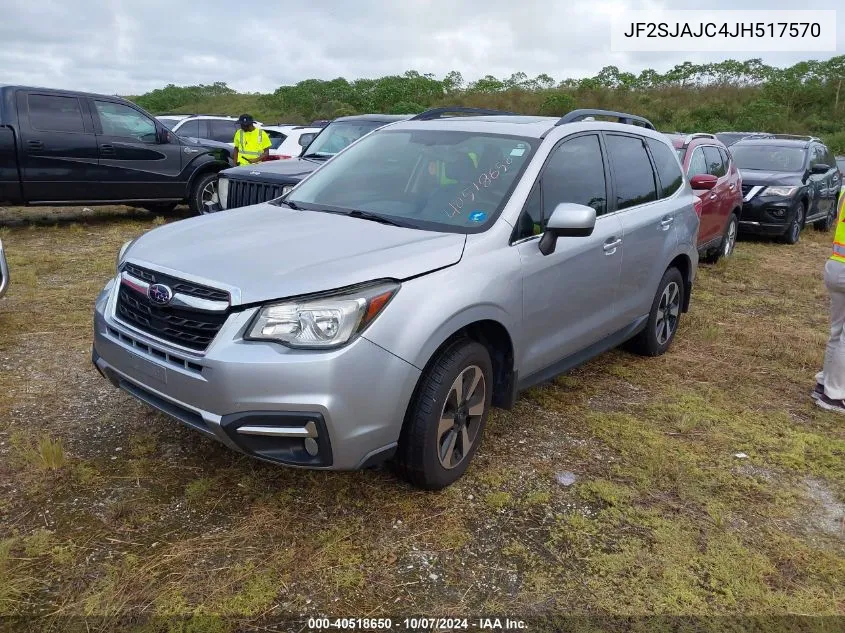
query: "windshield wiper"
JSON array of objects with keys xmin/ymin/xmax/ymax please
[
  {"xmin": 310, "ymin": 208, "xmax": 404, "ymax": 227},
  {"xmin": 275, "ymin": 198, "xmax": 300, "ymax": 210},
  {"xmin": 302, "ymin": 153, "xmax": 330, "ymax": 160}
]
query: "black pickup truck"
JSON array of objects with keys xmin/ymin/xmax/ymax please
[{"xmin": 0, "ymin": 85, "xmax": 230, "ymax": 214}]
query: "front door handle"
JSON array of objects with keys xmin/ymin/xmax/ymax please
[
  {"xmin": 660, "ymin": 216, "xmax": 674, "ymax": 229},
  {"xmin": 26, "ymin": 140, "xmax": 43, "ymax": 151},
  {"xmin": 603, "ymin": 237, "xmax": 622, "ymax": 255},
  {"xmin": 709, "ymin": 193, "xmax": 717, "ymax": 200}
]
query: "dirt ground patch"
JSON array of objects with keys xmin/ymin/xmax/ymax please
[{"xmin": 0, "ymin": 205, "xmax": 843, "ymax": 631}]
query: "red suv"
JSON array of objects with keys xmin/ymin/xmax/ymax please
[{"xmin": 667, "ymin": 134, "xmax": 743, "ymax": 263}]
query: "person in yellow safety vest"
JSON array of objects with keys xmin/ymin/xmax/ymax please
[
  {"xmin": 814, "ymin": 189, "xmax": 845, "ymax": 413},
  {"xmin": 232, "ymin": 114, "xmax": 271, "ymax": 166}
]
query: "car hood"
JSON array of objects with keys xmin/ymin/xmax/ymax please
[
  {"xmin": 125, "ymin": 204, "xmax": 466, "ymax": 305},
  {"xmin": 737, "ymin": 169, "xmax": 803, "ymax": 187},
  {"xmin": 220, "ymin": 158, "xmax": 322, "ymax": 184}
]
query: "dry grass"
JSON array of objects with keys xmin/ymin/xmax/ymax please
[{"xmin": 0, "ymin": 205, "xmax": 842, "ymax": 631}]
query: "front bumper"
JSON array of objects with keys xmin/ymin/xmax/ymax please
[
  {"xmin": 739, "ymin": 194, "xmax": 796, "ymax": 236},
  {"xmin": 92, "ymin": 279, "xmax": 421, "ymax": 470}
]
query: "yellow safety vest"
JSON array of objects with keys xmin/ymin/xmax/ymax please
[
  {"xmin": 235, "ymin": 128, "xmax": 267, "ymax": 165},
  {"xmin": 831, "ymin": 190, "xmax": 845, "ymax": 263}
]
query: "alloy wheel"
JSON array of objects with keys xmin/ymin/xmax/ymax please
[
  {"xmin": 655, "ymin": 281, "xmax": 681, "ymax": 346},
  {"xmin": 791, "ymin": 206, "xmax": 803, "ymax": 242},
  {"xmin": 723, "ymin": 218, "xmax": 737, "ymax": 257},
  {"xmin": 437, "ymin": 365, "xmax": 486, "ymax": 470}
]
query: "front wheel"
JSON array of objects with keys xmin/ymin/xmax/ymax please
[
  {"xmin": 189, "ymin": 172, "xmax": 219, "ymax": 215},
  {"xmin": 782, "ymin": 202, "xmax": 804, "ymax": 245},
  {"xmin": 626, "ymin": 267, "xmax": 685, "ymax": 357},
  {"xmin": 394, "ymin": 339, "xmax": 492, "ymax": 490}
]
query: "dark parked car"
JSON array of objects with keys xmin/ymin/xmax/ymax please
[
  {"xmin": 212, "ymin": 114, "xmax": 412, "ymax": 212},
  {"xmin": 732, "ymin": 136, "xmax": 841, "ymax": 244},
  {"xmin": 715, "ymin": 132, "xmax": 774, "ymax": 147},
  {"xmin": 0, "ymin": 86, "xmax": 231, "ymax": 214},
  {"xmin": 666, "ymin": 133, "xmax": 743, "ymax": 262}
]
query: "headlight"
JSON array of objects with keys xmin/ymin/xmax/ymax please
[
  {"xmin": 282, "ymin": 184, "xmax": 294, "ymax": 196},
  {"xmin": 246, "ymin": 281, "xmax": 399, "ymax": 349},
  {"xmin": 764, "ymin": 186, "xmax": 798, "ymax": 197},
  {"xmin": 117, "ymin": 239, "xmax": 134, "ymax": 271},
  {"xmin": 218, "ymin": 176, "xmax": 229, "ymax": 210}
]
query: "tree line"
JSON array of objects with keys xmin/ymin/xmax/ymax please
[{"xmin": 130, "ymin": 56, "xmax": 845, "ymax": 152}]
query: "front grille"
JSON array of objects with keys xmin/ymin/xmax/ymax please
[
  {"xmin": 123, "ymin": 264, "xmax": 230, "ymax": 302},
  {"xmin": 116, "ymin": 283, "xmax": 229, "ymax": 351},
  {"xmin": 227, "ymin": 179, "xmax": 287, "ymax": 209}
]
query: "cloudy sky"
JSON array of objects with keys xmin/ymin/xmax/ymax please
[{"xmin": 0, "ymin": 0, "xmax": 842, "ymax": 95}]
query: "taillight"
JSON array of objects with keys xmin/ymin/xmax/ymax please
[
  {"xmin": 261, "ymin": 155, "xmax": 280, "ymax": 161},
  {"xmin": 693, "ymin": 197, "xmax": 703, "ymax": 217}
]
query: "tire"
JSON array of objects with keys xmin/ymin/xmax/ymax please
[
  {"xmin": 141, "ymin": 202, "xmax": 177, "ymax": 214},
  {"xmin": 394, "ymin": 339, "xmax": 493, "ymax": 490},
  {"xmin": 781, "ymin": 202, "xmax": 804, "ymax": 245},
  {"xmin": 189, "ymin": 172, "xmax": 219, "ymax": 215},
  {"xmin": 814, "ymin": 204, "xmax": 837, "ymax": 231},
  {"xmin": 702, "ymin": 213, "xmax": 739, "ymax": 264},
  {"xmin": 626, "ymin": 267, "xmax": 685, "ymax": 357}
]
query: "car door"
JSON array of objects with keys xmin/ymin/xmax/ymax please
[
  {"xmin": 605, "ymin": 133, "xmax": 677, "ymax": 323},
  {"xmin": 703, "ymin": 145, "xmax": 731, "ymax": 240},
  {"xmin": 823, "ymin": 146, "xmax": 840, "ymax": 215},
  {"xmin": 14, "ymin": 91, "xmax": 99, "ymax": 202},
  {"xmin": 90, "ymin": 99, "xmax": 185, "ymax": 200},
  {"xmin": 515, "ymin": 133, "xmax": 624, "ymax": 378},
  {"xmin": 686, "ymin": 145, "xmax": 718, "ymax": 246}
]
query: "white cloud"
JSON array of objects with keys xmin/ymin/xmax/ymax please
[{"xmin": 0, "ymin": 0, "xmax": 841, "ymax": 95}]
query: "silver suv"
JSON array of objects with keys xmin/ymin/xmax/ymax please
[{"xmin": 92, "ymin": 108, "xmax": 699, "ymax": 489}]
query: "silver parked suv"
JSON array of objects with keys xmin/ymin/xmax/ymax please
[{"xmin": 92, "ymin": 107, "xmax": 699, "ymax": 489}]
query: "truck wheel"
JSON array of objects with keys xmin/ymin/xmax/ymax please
[
  {"xmin": 626, "ymin": 267, "xmax": 685, "ymax": 357},
  {"xmin": 189, "ymin": 172, "xmax": 219, "ymax": 215},
  {"xmin": 394, "ymin": 339, "xmax": 492, "ymax": 490}
]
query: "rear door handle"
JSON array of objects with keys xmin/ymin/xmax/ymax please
[
  {"xmin": 709, "ymin": 193, "xmax": 717, "ymax": 200},
  {"xmin": 26, "ymin": 140, "xmax": 43, "ymax": 151},
  {"xmin": 660, "ymin": 216, "xmax": 674, "ymax": 229},
  {"xmin": 100, "ymin": 144, "xmax": 115, "ymax": 156},
  {"xmin": 603, "ymin": 237, "xmax": 622, "ymax": 255}
]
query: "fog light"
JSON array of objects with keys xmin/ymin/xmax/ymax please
[
  {"xmin": 771, "ymin": 209, "xmax": 785, "ymax": 218},
  {"xmin": 304, "ymin": 437, "xmax": 319, "ymax": 456}
]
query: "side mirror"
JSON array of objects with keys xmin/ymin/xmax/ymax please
[
  {"xmin": 157, "ymin": 127, "xmax": 172, "ymax": 144},
  {"xmin": 811, "ymin": 163, "xmax": 830, "ymax": 175},
  {"xmin": 299, "ymin": 133, "xmax": 315, "ymax": 148},
  {"xmin": 538, "ymin": 203, "xmax": 596, "ymax": 256},
  {"xmin": 690, "ymin": 174, "xmax": 718, "ymax": 190}
]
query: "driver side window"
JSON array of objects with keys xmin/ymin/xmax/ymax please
[
  {"xmin": 94, "ymin": 101, "xmax": 156, "ymax": 142},
  {"xmin": 513, "ymin": 134, "xmax": 607, "ymax": 241}
]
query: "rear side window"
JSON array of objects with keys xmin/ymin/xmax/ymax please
[
  {"xmin": 28, "ymin": 94, "xmax": 85, "ymax": 133},
  {"xmin": 209, "ymin": 119, "xmax": 237, "ymax": 142},
  {"xmin": 718, "ymin": 147, "xmax": 731, "ymax": 171},
  {"xmin": 175, "ymin": 119, "xmax": 200, "ymax": 137},
  {"xmin": 646, "ymin": 138, "xmax": 683, "ymax": 198},
  {"xmin": 703, "ymin": 146, "xmax": 726, "ymax": 177},
  {"xmin": 605, "ymin": 134, "xmax": 657, "ymax": 210}
]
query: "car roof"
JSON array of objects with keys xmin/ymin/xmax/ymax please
[
  {"xmin": 332, "ymin": 114, "xmax": 414, "ymax": 123},
  {"xmin": 732, "ymin": 138, "xmax": 812, "ymax": 149},
  {"xmin": 386, "ymin": 115, "xmax": 668, "ymax": 142},
  {"xmin": 263, "ymin": 125, "xmax": 321, "ymax": 133}
]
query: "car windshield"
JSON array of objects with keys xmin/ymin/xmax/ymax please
[
  {"xmin": 285, "ymin": 129, "xmax": 537, "ymax": 233},
  {"xmin": 303, "ymin": 121, "xmax": 386, "ymax": 157},
  {"xmin": 731, "ymin": 145, "xmax": 806, "ymax": 172},
  {"xmin": 157, "ymin": 117, "xmax": 181, "ymax": 130}
]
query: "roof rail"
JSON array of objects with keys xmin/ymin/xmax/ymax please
[
  {"xmin": 769, "ymin": 134, "xmax": 820, "ymax": 142},
  {"xmin": 683, "ymin": 132, "xmax": 716, "ymax": 144},
  {"xmin": 410, "ymin": 106, "xmax": 521, "ymax": 121},
  {"xmin": 556, "ymin": 109, "xmax": 655, "ymax": 130}
]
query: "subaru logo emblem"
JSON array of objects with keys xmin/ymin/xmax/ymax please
[{"xmin": 148, "ymin": 283, "xmax": 173, "ymax": 306}]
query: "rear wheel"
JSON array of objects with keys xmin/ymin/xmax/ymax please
[
  {"xmin": 189, "ymin": 172, "xmax": 219, "ymax": 215},
  {"xmin": 814, "ymin": 204, "xmax": 837, "ymax": 231},
  {"xmin": 782, "ymin": 202, "xmax": 804, "ymax": 245},
  {"xmin": 626, "ymin": 267, "xmax": 684, "ymax": 357},
  {"xmin": 394, "ymin": 339, "xmax": 492, "ymax": 490}
]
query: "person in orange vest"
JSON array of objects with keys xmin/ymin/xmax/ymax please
[{"xmin": 814, "ymin": 188, "xmax": 845, "ymax": 412}]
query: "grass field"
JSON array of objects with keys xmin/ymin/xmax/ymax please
[{"xmin": 0, "ymin": 205, "xmax": 843, "ymax": 632}]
